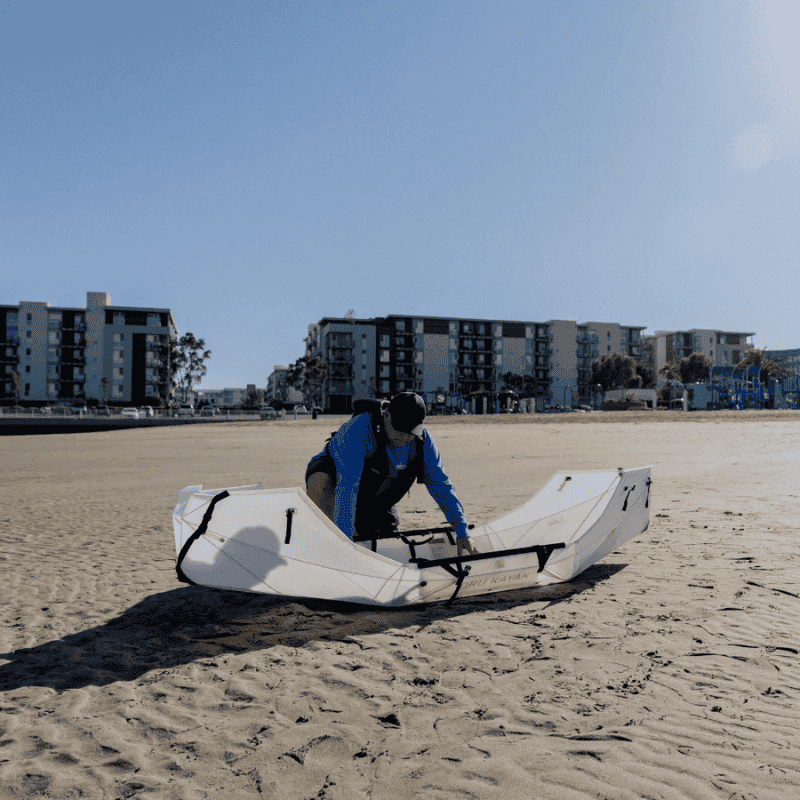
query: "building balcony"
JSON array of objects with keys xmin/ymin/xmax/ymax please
[{"xmin": 327, "ymin": 351, "xmax": 355, "ymax": 364}]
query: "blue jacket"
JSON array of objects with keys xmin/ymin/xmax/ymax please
[{"xmin": 314, "ymin": 413, "xmax": 468, "ymax": 540}]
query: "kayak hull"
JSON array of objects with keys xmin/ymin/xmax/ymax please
[{"xmin": 172, "ymin": 467, "xmax": 651, "ymax": 606}]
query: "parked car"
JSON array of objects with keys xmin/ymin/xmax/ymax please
[
  {"xmin": 259, "ymin": 405, "xmax": 277, "ymax": 420},
  {"xmin": 120, "ymin": 408, "xmax": 140, "ymax": 419},
  {"xmin": 71, "ymin": 405, "xmax": 88, "ymax": 416},
  {"xmin": 96, "ymin": 405, "xmax": 111, "ymax": 417},
  {"xmin": 177, "ymin": 404, "xmax": 195, "ymax": 417},
  {"xmin": 290, "ymin": 405, "xmax": 311, "ymax": 416},
  {"xmin": 200, "ymin": 406, "xmax": 217, "ymax": 416},
  {"xmin": 140, "ymin": 406, "xmax": 154, "ymax": 417}
]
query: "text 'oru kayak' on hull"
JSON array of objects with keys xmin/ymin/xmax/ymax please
[{"xmin": 172, "ymin": 466, "xmax": 651, "ymax": 607}]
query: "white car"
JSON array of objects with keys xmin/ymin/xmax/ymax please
[
  {"xmin": 120, "ymin": 408, "xmax": 140, "ymax": 419},
  {"xmin": 177, "ymin": 405, "xmax": 195, "ymax": 417},
  {"xmin": 140, "ymin": 406, "xmax": 155, "ymax": 417}
]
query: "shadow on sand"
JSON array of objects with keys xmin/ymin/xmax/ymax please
[{"xmin": 0, "ymin": 563, "xmax": 625, "ymax": 694}]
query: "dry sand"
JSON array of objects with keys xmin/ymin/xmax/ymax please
[{"xmin": 1, "ymin": 412, "xmax": 799, "ymax": 799}]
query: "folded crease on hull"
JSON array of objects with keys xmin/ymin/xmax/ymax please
[{"xmin": 171, "ymin": 467, "xmax": 651, "ymax": 607}]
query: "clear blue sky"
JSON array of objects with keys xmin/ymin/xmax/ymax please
[{"xmin": 3, "ymin": 0, "xmax": 798, "ymax": 389}]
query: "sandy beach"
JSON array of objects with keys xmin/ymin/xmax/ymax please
[{"xmin": 2, "ymin": 412, "xmax": 799, "ymax": 799}]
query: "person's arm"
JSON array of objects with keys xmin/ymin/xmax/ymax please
[
  {"xmin": 420, "ymin": 433, "xmax": 469, "ymax": 539},
  {"xmin": 327, "ymin": 414, "xmax": 372, "ymax": 539}
]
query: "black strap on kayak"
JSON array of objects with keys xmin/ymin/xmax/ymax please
[
  {"xmin": 443, "ymin": 562, "xmax": 471, "ymax": 607},
  {"xmin": 175, "ymin": 490, "xmax": 230, "ymax": 585},
  {"xmin": 413, "ymin": 542, "xmax": 565, "ymax": 570},
  {"xmin": 284, "ymin": 507, "xmax": 296, "ymax": 544},
  {"xmin": 621, "ymin": 485, "xmax": 636, "ymax": 511},
  {"xmin": 645, "ymin": 477, "xmax": 652, "ymax": 508},
  {"xmin": 415, "ymin": 542, "xmax": 566, "ymax": 605}
]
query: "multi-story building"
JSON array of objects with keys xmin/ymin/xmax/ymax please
[
  {"xmin": 304, "ymin": 317, "xmax": 378, "ymax": 413},
  {"xmin": 265, "ymin": 366, "xmax": 304, "ymax": 407},
  {"xmin": 1, "ymin": 291, "xmax": 176, "ymax": 406},
  {"xmin": 302, "ymin": 314, "xmax": 646, "ymax": 412},
  {"xmin": 647, "ymin": 329, "xmax": 755, "ymax": 376},
  {"xmin": 765, "ymin": 348, "xmax": 800, "ymax": 377}
]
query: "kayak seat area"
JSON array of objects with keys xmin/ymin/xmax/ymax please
[{"xmin": 358, "ymin": 530, "xmax": 493, "ymax": 565}]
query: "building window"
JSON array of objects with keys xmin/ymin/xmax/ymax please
[
  {"xmin": 380, "ymin": 350, "xmax": 390, "ymax": 363},
  {"xmin": 114, "ymin": 333, "xmax": 125, "ymax": 343},
  {"xmin": 26, "ymin": 330, "xmax": 31, "ymax": 339},
  {"xmin": 25, "ymin": 365, "xmax": 30, "ymax": 373},
  {"xmin": 27, "ymin": 313, "xmax": 32, "ymax": 322}
]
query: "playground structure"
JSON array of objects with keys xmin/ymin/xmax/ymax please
[{"xmin": 708, "ymin": 367, "xmax": 799, "ymax": 410}]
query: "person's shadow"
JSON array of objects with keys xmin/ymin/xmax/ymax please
[{"xmin": 0, "ymin": 563, "xmax": 625, "ymax": 694}]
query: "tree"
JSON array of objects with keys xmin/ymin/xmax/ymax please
[
  {"xmin": 677, "ymin": 352, "xmax": 712, "ymax": 384},
  {"xmin": 286, "ymin": 356, "xmax": 328, "ymax": 409},
  {"xmin": 500, "ymin": 372, "xmax": 524, "ymax": 395},
  {"xmin": 500, "ymin": 372, "xmax": 539, "ymax": 398},
  {"xmin": 591, "ymin": 354, "xmax": 641, "ymax": 391},
  {"xmin": 635, "ymin": 363, "xmax": 655, "ymax": 389},
  {"xmin": 172, "ymin": 333, "xmax": 212, "ymax": 404},
  {"xmin": 736, "ymin": 348, "xmax": 789, "ymax": 380},
  {"xmin": 658, "ymin": 361, "xmax": 680, "ymax": 382},
  {"xmin": 240, "ymin": 387, "xmax": 259, "ymax": 410}
]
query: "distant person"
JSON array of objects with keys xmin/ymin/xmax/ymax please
[{"xmin": 305, "ymin": 392, "xmax": 476, "ymax": 555}]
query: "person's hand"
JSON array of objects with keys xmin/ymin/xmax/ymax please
[{"xmin": 457, "ymin": 537, "xmax": 477, "ymax": 556}]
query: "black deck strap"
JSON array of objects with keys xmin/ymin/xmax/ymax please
[
  {"xmin": 645, "ymin": 477, "xmax": 652, "ymax": 508},
  {"xmin": 622, "ymin": 485, "xmax": 636, "ymax": 511},
  {"xmin": 371, "ymin": 539, "xmax": 377, "ymax": 552},
  {"xmin": 176, "ymin": 490, "xmax": 230, "ymax": 584},
  {"xmin": 445, "ymin": 563, "xmax": 472, "ymax": 607},
  {"xmin": 535, "ymin": 544, "xmax": 564, "ymax": 572},
  {"xmin": 284, "ymin": 507, "xmax": 296, "ymax": 544}
]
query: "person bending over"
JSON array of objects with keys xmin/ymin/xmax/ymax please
[{"xmin": 305, "ymin": 392, "xmax": 475, "ymax": 555}]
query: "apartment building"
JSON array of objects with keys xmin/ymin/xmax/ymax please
[
  {"xmin": 647, "ymin": 329, "xmax": 755, "ymax": 376},
  {"xmin": 303, "ymin": 315, "xmax": 645, "ymax": 412},
  {"xmin": 765, "ymin": 348, "xmax": 800, "ymax": 377},
  {"xmin": 1, "ymin": 291, "xmax": 176, "ymax": 405},
  {"xmin": 265, "ymin": 366, "xmax": 305, "ymax": 407},
  {"xmin": 304, "ymin": 317, "xmax": 378, "ymax": 413}
]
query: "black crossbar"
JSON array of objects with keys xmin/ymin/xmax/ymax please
[{"xmin": 414, "ymin": 542, "xmax": 565, "ymax": 573}]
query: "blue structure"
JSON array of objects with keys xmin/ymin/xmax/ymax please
[
  {"xmin": 710, "ymin": 366, "xmax": 766, "ymax": 409},
  {"xmin": 708, "ymin": 365, "xmax": 800, "ymax": 409}
]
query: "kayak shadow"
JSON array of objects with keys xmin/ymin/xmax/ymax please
[{"xmin": 0, "ymin": 562, "xmax": 625, "ymax": 694}]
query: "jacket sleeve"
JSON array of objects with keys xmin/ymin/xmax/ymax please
[
  {"xmin": 420, "ymin": 433, "xmax": 469, "ymax": 538},
  {"xmin": 327, "ymin": 414, "xmax": 372, "ymax": 539}
]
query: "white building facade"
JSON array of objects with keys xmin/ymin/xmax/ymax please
[{"xmin": 2, "ymin": 292, "xmax": 176, "ymax": 405}]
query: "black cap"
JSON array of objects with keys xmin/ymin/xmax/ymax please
[{"xmin": 388, "ymin": 392, "xmax": 426, "ymax": 436}]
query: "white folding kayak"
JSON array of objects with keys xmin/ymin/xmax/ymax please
[{"xmin": 172, "ymin": 467, "xmax": 651, "ymax": 606}]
